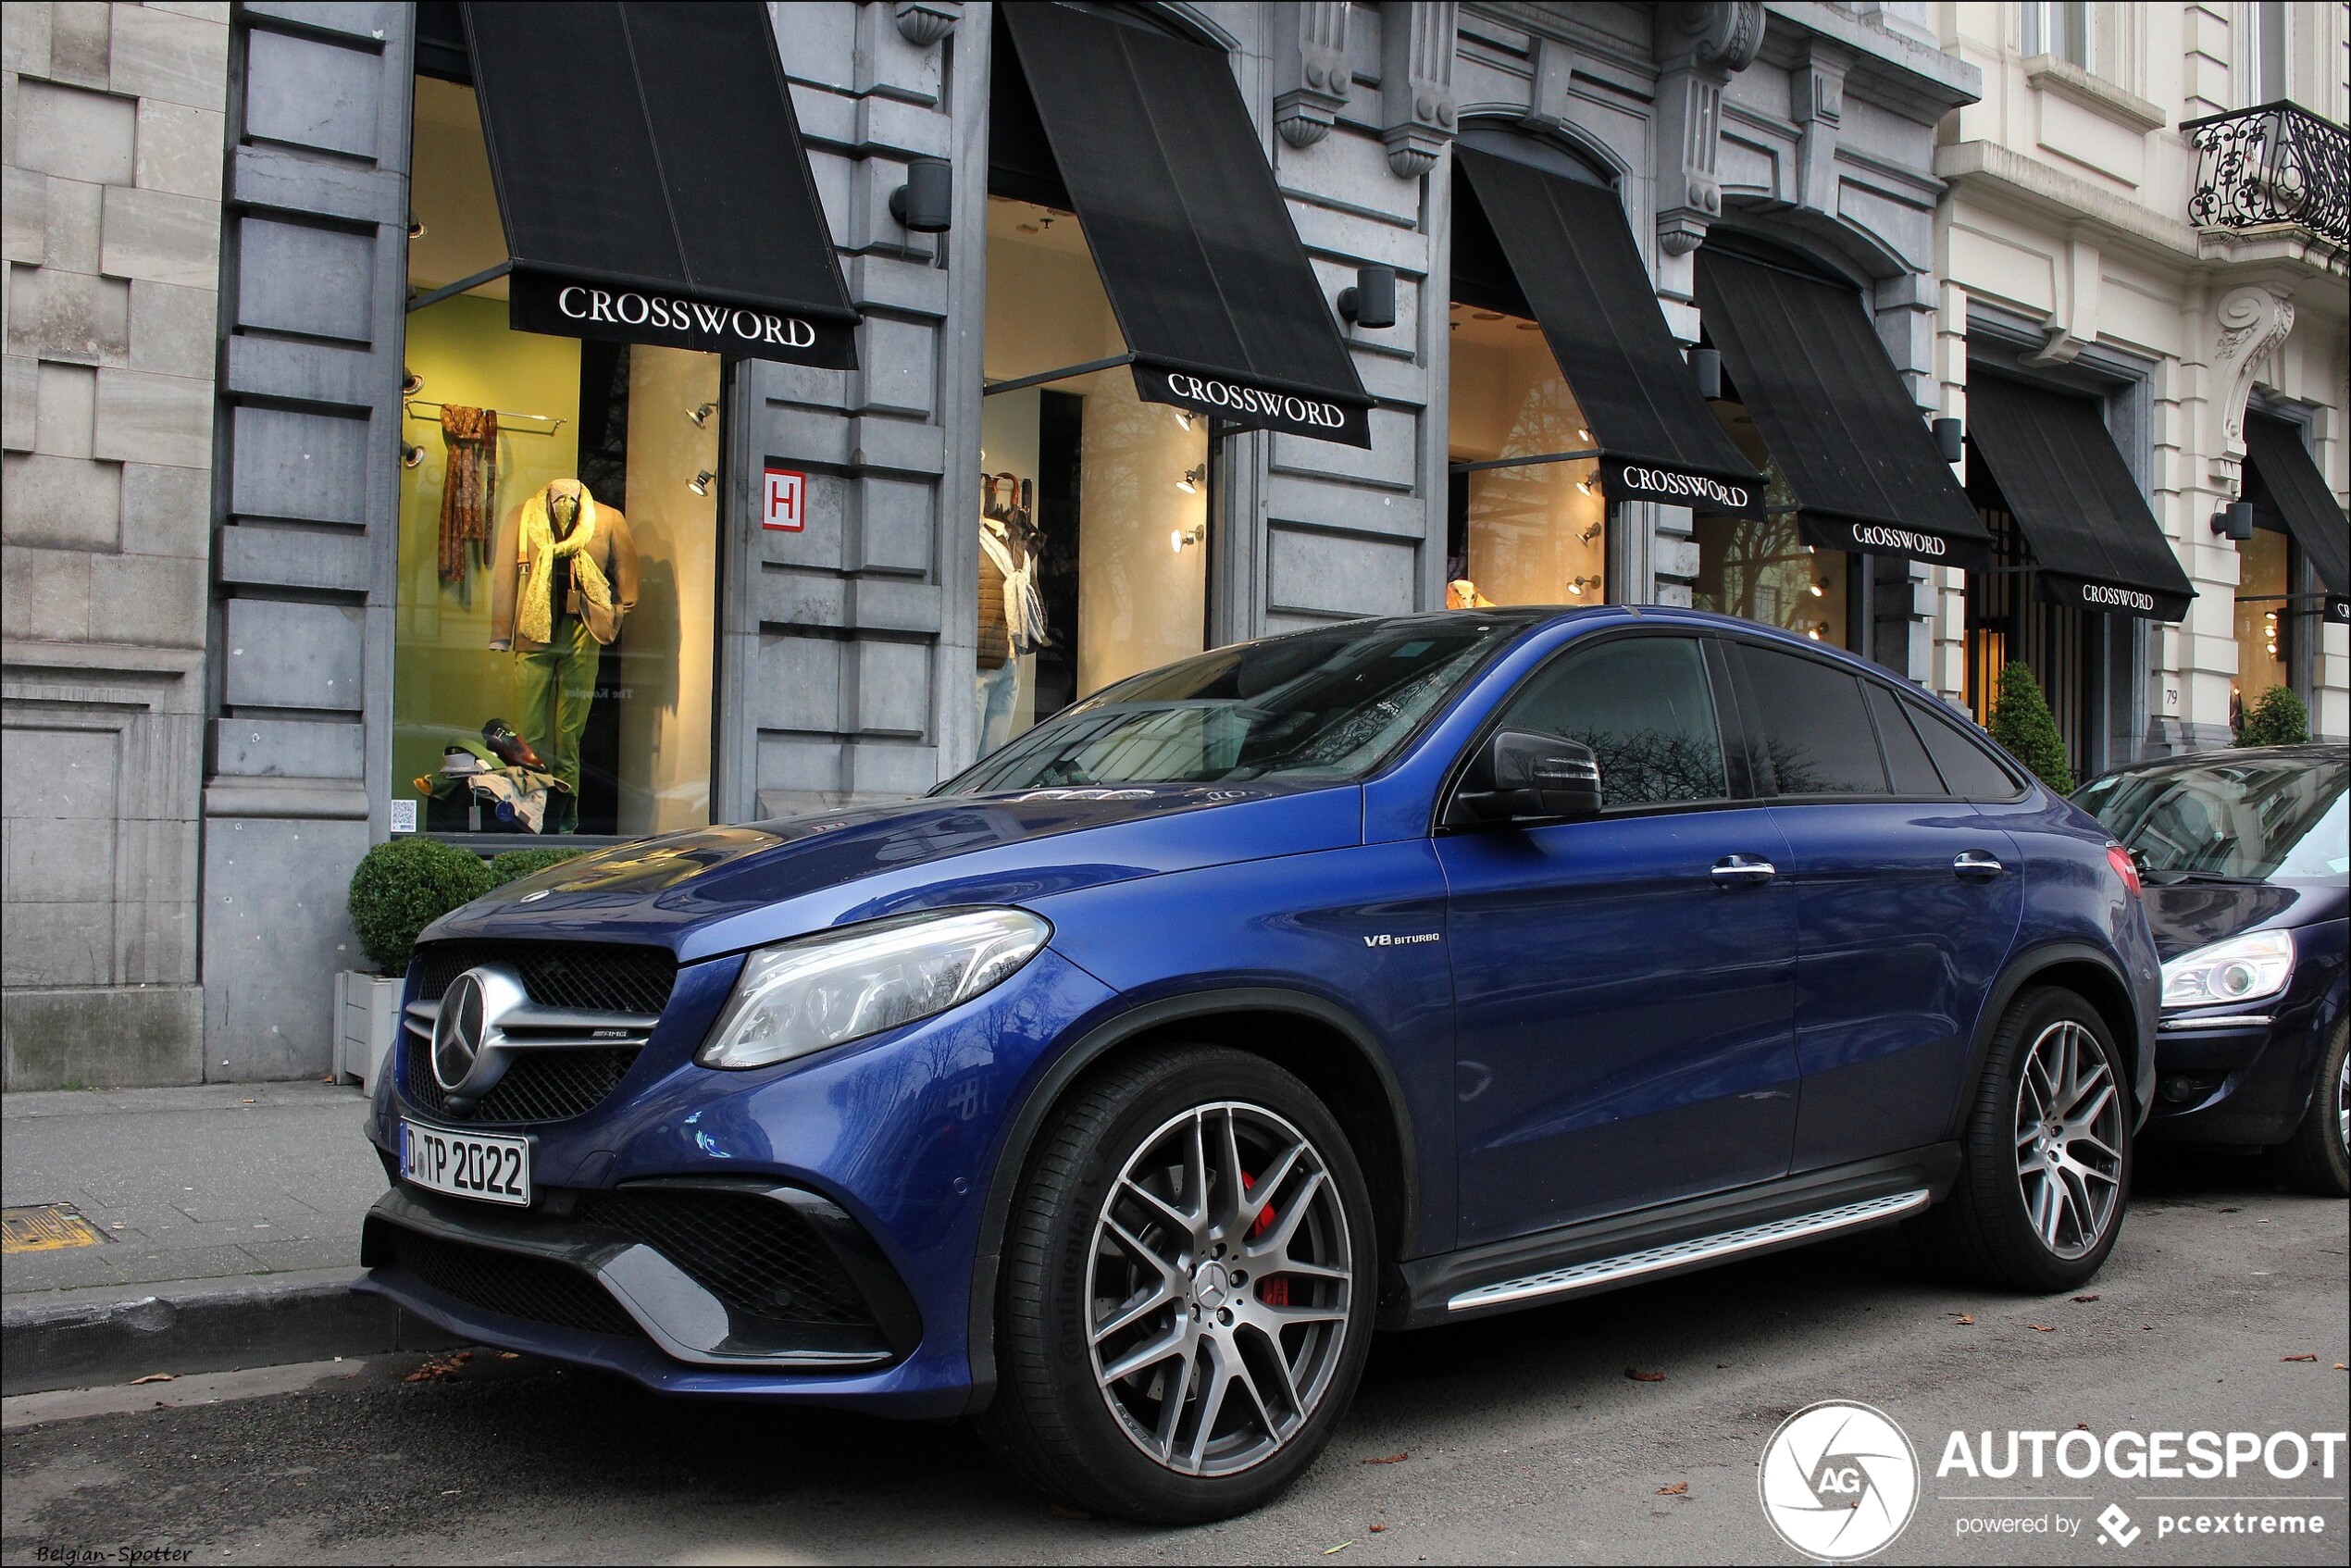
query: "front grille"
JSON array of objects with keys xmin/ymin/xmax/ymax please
[
  {"xmin": 380, "ymin": 1226, "xmax": 643, "ymax": 1339},
  {"xmin": 412, "ymin": 941, "xmax": 677, "ymax": 1015},
  {"xmin": 577, "ymin": 1189, "xmax": 877, "ymax": 1332},
  {"xmin": 402, "ymin": 1046, "xmax": 638, "ymax": 1124}
]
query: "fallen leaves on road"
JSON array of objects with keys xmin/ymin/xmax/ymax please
[
  {"xmin": 128, "ymin": 1373, "xmax": 174, "ymax": 1386},
  {"xmin": 2335, "ymin": 1363, "xmax": 2347, "ymax": 1372},
  {"xmin": 1368, "ymin": 1524, "xmax": 1387, "ymax": 1534},
  {"xmin": 1361, "ymin": 1452, "xmax": 1409, "ymax": 1465},
  {"xmin": 1324, "ymin": 1542, "xmax": 1353, "ymax": 1555},
  {"xmin": 2028, "ymin": 1324, "xmax": 2056, "ymax": 1333},
  {"xmin": 404, "ymin": 1350, "xmax": 473, "ymax": 1383},
  {"xmin": 1625, "ymin": 1367, "xmax": 1667, "ymax": 1382},
  {"xmin": 1949, "ymin": 1313, "xmax": 1975, "ymax": 1325},
  {"xmin": 497, "ymin": 1350, "xmax": 519, "ymax": 1360},
  {"xmin": 2071, "ymin": 1294, "xmax": 2099, "ymax": 1303},
  {"xmin": 2282, "ymin": 1353, "xmax": 2318, "ymax": 1363},
  {"xmin": 1657, "ymin": 1482, "xmax": 1688, "ymax": 1496}
]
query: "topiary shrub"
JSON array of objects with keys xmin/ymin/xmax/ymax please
[
  {"xmin": 488, "ymin": 847, "xmax": 588, "ymax": 887},
  {"xmin": 1990, "ymin": 661, "xmax": 2073, "ymax": 794},
  {"xmin": 2235, "ymin": 684, "xmax": 2310, "ymax": 748},
  {"xmin": 346, "ymin": 837, "xmax": 493, "ymax": 975}
]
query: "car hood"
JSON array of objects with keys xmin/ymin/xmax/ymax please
[
  {"xmin": 422, "ymin": 782, "xmax": 1363, "ymax": 963},
  {"xmin": 2141, "ymin": 877, "xmax": 2344, "ymax": 960}
]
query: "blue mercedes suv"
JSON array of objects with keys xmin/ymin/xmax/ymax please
[{"xmin": 361, "ymin": 607, "xmax": 2159, "ymax": 1522}]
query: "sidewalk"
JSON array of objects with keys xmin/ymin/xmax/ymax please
[{"xmin": 2, "ymin": 1082, "xmax": 451, "ymax": 1394}]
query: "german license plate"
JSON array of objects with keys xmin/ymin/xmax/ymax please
[{"xmin": 401, "ymin": 1121, "xmax": 530, "ymax": 1207}]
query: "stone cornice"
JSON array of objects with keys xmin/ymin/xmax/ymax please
[
  {"xmin": 1760, "ymin": 1, "xmax": 1982, "ymax": 124},
  {"xmin": 2021, "ymin": 55, "xmax": 2167, "ymax": 132}
]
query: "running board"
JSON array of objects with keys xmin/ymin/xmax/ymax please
[{"xmin": 1445, "ymin": 1187, "xmax": 1932, "ymax": 1313}]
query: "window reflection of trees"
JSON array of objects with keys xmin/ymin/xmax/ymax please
[{"xmin": 1565, "ymin": 728, "xmax": 1726, "ymax": 806}]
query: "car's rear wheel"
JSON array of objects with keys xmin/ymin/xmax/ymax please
[
  {"xmin": 1917, "ymin": 986, "xmax": 2131, "ymax": 1291},
  {"xmin": 2270, "ymin": 1019, "xmax": 2350, "ymax": 1199},
  {"xmin": 977, "ymin": 1046, "xmax": 1376, "ymax": 1524}
]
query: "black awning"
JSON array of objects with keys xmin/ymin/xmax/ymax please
[
  {"xmin": 1964, "ymin": 374, "xmax": 2196, "ymax": 622},
  {"xmin": 1695, "ymin": 250, "xmax": 1991, "ymax": 570},
  {"xmin": 1453, "ymin": 147, "xmax": 1763, "ymax": 518},
  {"xmin": 2245, "ymin": 413, "xmax": 2351, "ymax": 625},
  {"xmin": 998, "ymin": 4, "xmax": 1373, "ymax": 447},
  {"xmin": 465, "ymin": 2, "xmax": 857, "ymax": 367}
]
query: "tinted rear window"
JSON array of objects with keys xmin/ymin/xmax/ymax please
[
  {"xmin": 1907, "ymin": 700, "xmax": 2020, "ymax": 797},
  {"xmin": 1866, "ymin": 684, "xmax": 1944, "ymax": 795},
  {"xmin": 1735, "ymin": 644, "xmax": 1890, "ymax": 796}
]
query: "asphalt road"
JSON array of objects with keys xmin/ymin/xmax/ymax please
[{"xmin": 5, "ymin": 1147, "xmax": 2345, "ymax": 1567}]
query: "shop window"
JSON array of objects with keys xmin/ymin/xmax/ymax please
[
  {"xmin": 2233, "ymin": 522, "xmax": 2294, "ymax": 726},
  {"xmin": 1963, "ymin": 452, "xmax": 2094, "ymax": 772},
  {"xmin": 1446, "ymin": 307, "xmax": 1607, "ymax": 608},
  {"xmin": 396, "ymin": 74, "xmax": 716, "ymax": 838},
  {"xmin": 1692, "ymin": 398, "xmax": 1852, "ymax": 647}
]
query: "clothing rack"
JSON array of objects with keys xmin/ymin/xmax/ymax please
[{"xmin": 404, "ymin": 398, "xmax": 566, "ymax": 436}]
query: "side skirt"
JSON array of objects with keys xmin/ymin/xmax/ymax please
[{"xmin": 1392, "ymin": 1144, "xmax": 1959, "ymax": 1328}]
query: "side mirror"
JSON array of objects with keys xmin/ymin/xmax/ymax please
[{"xmin": 1454, "ymin": 730, "xmax": 1604, "ymax": 825}]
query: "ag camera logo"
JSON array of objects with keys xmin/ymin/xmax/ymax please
[{"xmin": 1759, "ymin": 1400, "xmax": 1921, "ymax": 1561}]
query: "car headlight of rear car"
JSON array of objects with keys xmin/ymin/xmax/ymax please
[
  {"xmin": 2158, "ymin": 928, "xmax": 2295, "ymax": 1010},
  {"xmin": 697, "ymin": 907, "xmax": 1051, "ymax": 1070}
]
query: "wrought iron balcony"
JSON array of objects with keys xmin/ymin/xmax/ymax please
[{"xmin": 2182, "ymin": 101, "xmax": 2349, "ymax": 249}]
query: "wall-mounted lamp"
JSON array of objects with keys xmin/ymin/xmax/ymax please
[
  {"xmin": 2211, "ymin": 500, "xmax": 2254, "ymax": 540},
  {"xmin": 890, "ymin": 156, "xmax": 953, "ymax": 233},
  {"xmin": 1575, "ymin": 474, "xmax": 1595, "ymax": 495},
  {"xmin": 402, "ymin": 367, "xmax": 425, "ymax": 397},
  {"xmin": 407, "ymin": 214, "xmax": 427, "ymax": 241},
  {"xmin": 400, "ymin": 443, "xmax": 426, "ymax": 469},
  {"xmin": 1337, "ymin": 264, "xmax": 1398, "ymax": 330},
  {"xmin": 1806, "ymin": 622, "xmax": 1829, "ymax": 641},
  {"xmin": 1933, "ymin": 417, "xmax": 1964, "ymax": 463},
  {"xmin": 689, "ymin": 470, "xmax": 715, "ymax": 496},
  {"xmin": 1172, "ymin": 407, "xmax": 1195, "ymax": 432},
  {"xmin": 687, "ymin": 402, "xmax": 717, "ymax": 428},
  {"xmin": 1170, "ymin": 524, "xmax": 1205, "ymax": 553},
  {"xmin": 1564, "ymin": 574, "xmax": 1598, "ymax": 596},
  {"xmin": 1578, "ymin": 520, "xmax": 1604, "ymax": 544},
  {"xmin": 1690, "ymin": 347, "xmax": 1723, "ymax": 401},
  {"xmin": 1808, "ymin": 579, "xmax": 1827, "ymax": 598},
  {"xmin": 1175, "ymin": 465, "xmax": 1206, "ymax": 495}
]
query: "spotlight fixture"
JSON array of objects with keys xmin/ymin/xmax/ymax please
[
  {"xmin": 1172, "ymin": 407, "xmax": 1195, "ymax": 432},
  {"xmin": 1564, "ymin": 574, "xmax": 1598, "ymax": 596},
  {"xmin": 1578, "ymin": 521, "xmax": 1604, "ymax": 544},
  {"xmin": 1806, "ymin": 623, "xmax": 1827, "ymax": 641},
  {"xmin": 1933, "ymin": 417, "xmax": 1964, "ymax": 464},
  {"xmin": 402, "ymin": 368, "xmax": 424, "ymax": 397},
  {"xmin": 407, "ymin": 215, "xmax": 427, "ymax": 241},
  {"xmin": 400, "ymin": 443, "xmax": 425, "ymax": 469},
  {"xmin": 1175, "ymin": 465, "xmax": 1206, "ymax": 494},
  {"xmin": 1575, "ymin": 475, "xmax": 1595, "ymax": 495},
  {"xmin": 1690, "ymin": 346, "xmax": 1723, "ymax": 401},
  {"xmin": 687, "ymin": 402, "xmax": 717, "ymax": 428},
  {"xmin": 689, "ymin": 470, "xmax": 715, "ymax": 496},
  {"xmin": 1337, "ymin": 264, "xmax": 1398, "ymax": 330},
  {"xmin": 890, "ymin": 156, "xmax": 954, "ymax": 233},
  {"xmin": 1170, "ymin": 524, "xmax": 1205, "ymax": 553},
  {"xmin": 1808, "ymin": 580, "xmax": 1826, "ymax": 598},
  {"xmin": 2211, "ymin": 500, "xmax": 2255, "ymax": 540},
  {"xmin": 1576, "ymin": 426, "xmax": 1591, "ymax": 443}
]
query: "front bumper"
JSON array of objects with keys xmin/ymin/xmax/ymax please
[
  {"xmin": 362, "ymin": 944, "xmax": 1119, "ymax": 1413},
  {"xmin": 2144, "ymin": 992, "xmax": 2335, "ymax": 1145}
]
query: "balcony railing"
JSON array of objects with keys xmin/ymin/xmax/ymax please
[{"xmin": 2181, "ymin": 101, "xmax": 2350, "ymax": 249}]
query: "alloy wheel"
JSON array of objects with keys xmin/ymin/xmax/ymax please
[
  {"xmin": 1085, "ymin": 1101, "xmax": 1353, "ymax": 1477},
  {"xmin": 2337, "ymin": 1050, "xmax": 2348, "ymax": 1158},
  {"xmin": 2013, "ymin": 1019, "xmax": 2125, "ymax": 1260}
]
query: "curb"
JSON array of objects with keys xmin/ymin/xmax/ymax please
[{"xmin": 1, "ymin": 1276, "xmax": 459, "ymax": 1397}]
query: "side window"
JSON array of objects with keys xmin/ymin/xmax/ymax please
[
  {"xmin": 1906, "ymin": 699, "xmax": 2021, "ymax": 798},
  {"xmin": 1735, "ymin": 644, "xmax": 1891, "ymax": 796},
  {"xmin": 1866, "ymin": 684, "xmax": 1945, "ymax": 796},
  {"xmin": 1495, "ymin": 636, "xmax": 1729, "ymax": 808}
]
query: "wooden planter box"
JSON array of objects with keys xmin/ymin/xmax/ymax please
[{"xmin": 334, "ymin": 972, "xmax": 404, "ymax": 1088}]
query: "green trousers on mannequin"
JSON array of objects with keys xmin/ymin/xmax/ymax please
[{"xmin": 517, "ymin": 617, "xmax": 599, "ymax": 834}]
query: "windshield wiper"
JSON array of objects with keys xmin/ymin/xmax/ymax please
[{"xmin": 2141, "ymin": 868, "xmax": 2262, "ymax": 886}]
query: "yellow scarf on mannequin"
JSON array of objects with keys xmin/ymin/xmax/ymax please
[{"xmin": 516, "ymin": 482, "xmax": 612, "ymax": 645}]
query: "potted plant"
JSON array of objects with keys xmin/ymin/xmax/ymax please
[
  {"xmin": 335, "ymin": 838, "xmax": 494, "ymax": 1087},
  {"xmin": 2235, "ymin": 684, "xmax": 2310, "ymax": 747}
]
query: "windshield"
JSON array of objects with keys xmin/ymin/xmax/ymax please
[
  {"xmin": 943, "ymin": 617, "xmax": 1529, "ymax": 793},
  {"xmin": 2076, "ymin": 755, "xmax": 2349, "ymax": 881}
]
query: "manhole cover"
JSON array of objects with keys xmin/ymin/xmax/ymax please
[{"xmin": 1, "ymin": 1203, "xmax": 109, "ymax": 1253}]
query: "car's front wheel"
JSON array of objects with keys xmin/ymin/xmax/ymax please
[
  {"xmin": 977, "ymin": 1046, "xmax": 1377, "ymax": 1523},
  {"xmin": 1917, "ymin": 985, "xmax": 2132, "ymax": 1292},
  {"xmin": 2271, "ymin": 1019, "xmax": 2350, "ymax": 1198}
]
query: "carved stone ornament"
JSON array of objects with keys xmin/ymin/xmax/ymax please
[
  {"xmin": 1275, "ymin": 2, "xmax": 1353, "ymax": 150},
  {"xmin": 2210, "ymin": 286, "xmax": 2295, "ymax": 488},
  {"xmin": 1678, "ymin": 0, "xmax": 1766, "ymax": 72},
  {"xmin": 1655, "ymin": 3, "xmax": 1764, "ymax": 255},
  {"xmin": 1381, "ymin": 0, "xmax": 1459, "ymax": 179},
  {"xmin": 892, "ymin": 1, "xmax": 958, "ymax": 48}
]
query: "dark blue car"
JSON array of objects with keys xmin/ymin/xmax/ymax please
[
  {"xmin": 2076, "ymin": 746, "xmax": 2347, "ymax": 1195},
  {"xmin": 361, "ymin": 607, "xmax": 2160, "ymax": 1522}
]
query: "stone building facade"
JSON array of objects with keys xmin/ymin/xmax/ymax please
[
  {"xmin": 1, "ymin": 2, "xmax": 2342, "ymax": 1090},
  {"xmin": 3, "ymin": 2, "xmax": 227, "ymax": 1087}
]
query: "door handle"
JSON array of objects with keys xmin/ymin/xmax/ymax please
[
  {"xmin": 1710, "ymin": 854, "xmax": 1776, "ymax": 887},
  {"xmin": 1952, "ymin": 850, "xmax": 2006, "ymax": 879}
]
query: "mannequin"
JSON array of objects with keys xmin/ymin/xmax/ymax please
[
  {"xmin": 976, "ymin": 473, "xmax": 1046, "ymax": 756},
  {"xmin": 489, "ymin": 478, "xmax": 639, "ymax": 832}
]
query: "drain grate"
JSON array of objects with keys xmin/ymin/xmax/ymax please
[{"xmin": 1, "ymin": 1203, "xmax": 108, "ymax": 1253}]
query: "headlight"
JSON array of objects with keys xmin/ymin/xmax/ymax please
[
  {"xmin": 697, "ymin": 907, "xmax": 1051, "ymax": 1070},
  {"xmin": 2159, "ymin": 928, "xmax": 2294, "ymax": 1010}
]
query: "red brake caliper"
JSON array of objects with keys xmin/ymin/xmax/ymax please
[{"xmin": 1244, "ymin": 1171, "xmax": 1288, "ymax": 1305}]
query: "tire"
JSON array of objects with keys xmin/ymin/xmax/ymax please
[
  {"xmin": 1914, "ymin": 986, "xmax": 2132, "ymax": 1292},
  {"xmin": 976, "ymin": 1045, "xmax": 1378, "ymax": 1524},
  {"xmin": 2270, "ymin": 1020, "xmax": 2350, "ymax": 1199}
]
